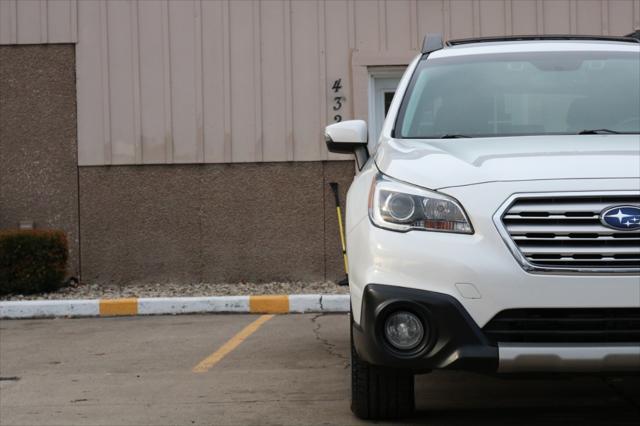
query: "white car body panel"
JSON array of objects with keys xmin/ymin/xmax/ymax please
[
  {"xmin": 344, "ymin": 39, "xmax": 640, "ymax": 372},
  {"xmin": 325, "ymin": 120, "xmax": 368, "ymax": 144},
  {"xmin": 347, "ymin": 171, "xmax": 640, "ymax": 327},
  {"xmin": 375, "ymin": 135, "xmax": 640, "ymax": 190}
]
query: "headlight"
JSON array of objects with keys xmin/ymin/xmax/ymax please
[{"xmin": 368, "ymin": 173, "xmax": 473, "ymax": 234}]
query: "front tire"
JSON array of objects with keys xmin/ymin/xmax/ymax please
[{"xmin": 350, "ymin": 309, "xmax": 415, "ymax": 420}]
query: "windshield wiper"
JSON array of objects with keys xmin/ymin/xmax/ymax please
[
  {"xmin": 577, "ymin": 128, "xmax": 621, "ymax": 135},
  {"xmin": 439, "ymin": 134, "xmax": 472, "ymax": 139}
]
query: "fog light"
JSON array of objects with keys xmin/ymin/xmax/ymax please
[{"xmin": 384, "ymin": 311, "xmax": 424, "ymax": 350}]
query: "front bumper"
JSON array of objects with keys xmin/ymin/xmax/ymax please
[
  {"xmin": 347, "ymin": 179, "xmax": 640, "ymax": 330},
  {"xmin": 353, "ymin": 284, "xmax": 497, "ymax": 373},
  {"xmin": 354, "ymin": 284, "xmax": 640, "ymax": 374}
]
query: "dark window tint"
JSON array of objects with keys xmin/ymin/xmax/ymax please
[{"xmin": 384, "ymin": 91, "xmax": 395, "ymax": 117}]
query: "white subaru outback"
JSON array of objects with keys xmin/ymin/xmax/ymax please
[{"xmin": 325, "ymin": 34, "xmax": 640, "ymax": 420}]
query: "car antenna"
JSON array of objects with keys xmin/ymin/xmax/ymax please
[{"xmin": 421, "ymin": 33, "xmax": 444, "ymax": 54}]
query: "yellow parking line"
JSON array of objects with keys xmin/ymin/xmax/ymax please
[{"xmin": 192, "ymin": 314, "xmax": 274, "ymax": 373}]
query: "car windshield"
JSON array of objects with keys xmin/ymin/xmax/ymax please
[{"xmin": 395, "ymin": 49, "xmax": 640, "ymax": 138}]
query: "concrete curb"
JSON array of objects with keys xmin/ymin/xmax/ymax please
[{"xmin": 0, "ymin": 294, "xmax": 350, "ymax": 319}]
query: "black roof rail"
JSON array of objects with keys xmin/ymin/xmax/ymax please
[
  {"xmin": 627, "ymin": 29, "xmax": 640, "ymax": 40},
  {"xmin": 445, "ymin": 34, "xmax": 640, "ymax": 46},
  {"xmin": 421, "ymin": 33, "xmax": 443, "ymax": 54}
]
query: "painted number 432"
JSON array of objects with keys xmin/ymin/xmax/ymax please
[{"xmin": 332, "ymin": 79, "xmax": 344, "ymax": 122}]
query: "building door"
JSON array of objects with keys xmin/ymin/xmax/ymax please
[{"xmin": 368, "ymin": 68, "xmax": 404, "ymax": 145}]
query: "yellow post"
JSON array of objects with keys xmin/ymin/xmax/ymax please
[
  {"xmin": 336, "ymin": 205, "xmax": 349, "ymax": 273},
  {"xmin": 330, "ymin": 182, "xmax": 349, "ymax": 285}
]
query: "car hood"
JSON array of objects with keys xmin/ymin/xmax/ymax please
[{"xmin": 374, "ymin": 135, "xmax": 640, "ymax": 190}]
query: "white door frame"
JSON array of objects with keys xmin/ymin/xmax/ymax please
[{"xmin": 367, "ymin": 67, "xmax": 405, "ymax": 146}]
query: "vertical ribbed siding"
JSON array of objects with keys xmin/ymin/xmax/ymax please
[
  {"xmin": 0, "ymin": 0, "xmax": 78, "ymax": 44},
  {"xmin": 1, "ymin": 0, "xmax": 639, "ymax": 165}
]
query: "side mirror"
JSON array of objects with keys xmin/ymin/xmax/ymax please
[{"xmin": 324, "ymin": 120, "xmax": 370, "ymax": 169}]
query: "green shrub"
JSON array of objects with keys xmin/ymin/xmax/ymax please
[{"xmin": 0, "ymin": 229, "xmax": 68, "ymax": 295}]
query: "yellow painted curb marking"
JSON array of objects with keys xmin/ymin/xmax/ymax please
[
  {"xmin": 192, "ymin": 314, "xmax": 274, "ymax": 373},
  {"xmin": 99, "ymin": 298, "xmax": 138, "ymax": 316},
  {"xmin": 249, "ymin": 295, "xmax": 289, "ymax": 314}
]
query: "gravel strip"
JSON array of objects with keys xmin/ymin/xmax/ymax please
[{"xmin": 1, "ymin": 281, "xmax": 349, "ymax": 301}]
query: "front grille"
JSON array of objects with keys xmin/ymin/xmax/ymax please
[
  {"xmin": 500, "ymin": 194, "xmax": 640, "ymax": 271},
  {"xmin": 484, "ymin": 308, "xmax": 640, "ymax": 343}
]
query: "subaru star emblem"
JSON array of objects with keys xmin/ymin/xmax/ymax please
[{"xmin": 600, "ymin": 205, "xmax": 640, "ymax": 231}]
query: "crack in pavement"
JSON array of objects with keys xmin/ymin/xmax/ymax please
[{"xmin": 310, "ymin": 314, "xmax": 350, "ymax": 369}]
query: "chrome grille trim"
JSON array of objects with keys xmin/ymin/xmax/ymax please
[{"xmin": 493, "ymin": 192, "xmax": 640, "ymax": 274}]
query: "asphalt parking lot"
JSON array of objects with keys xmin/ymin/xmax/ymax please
[{"xmin": 1, "ymin": 314, "xmax": 639, "ymax": 426}]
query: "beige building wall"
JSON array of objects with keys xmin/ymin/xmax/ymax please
[
  {"xmin": 0, "ymin": 44, "xmax": 80, "ymax": 276},
  {"xmin": 0, "ymin": 0, "xmax": 77, "ymax": 44},
  {"xmin": 2, "ymin": 0, "xmax": 639, "ymax": 167},
  {"xmin": 1, "ymin": 0, "xmax": 639, "ymax": 284}
]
